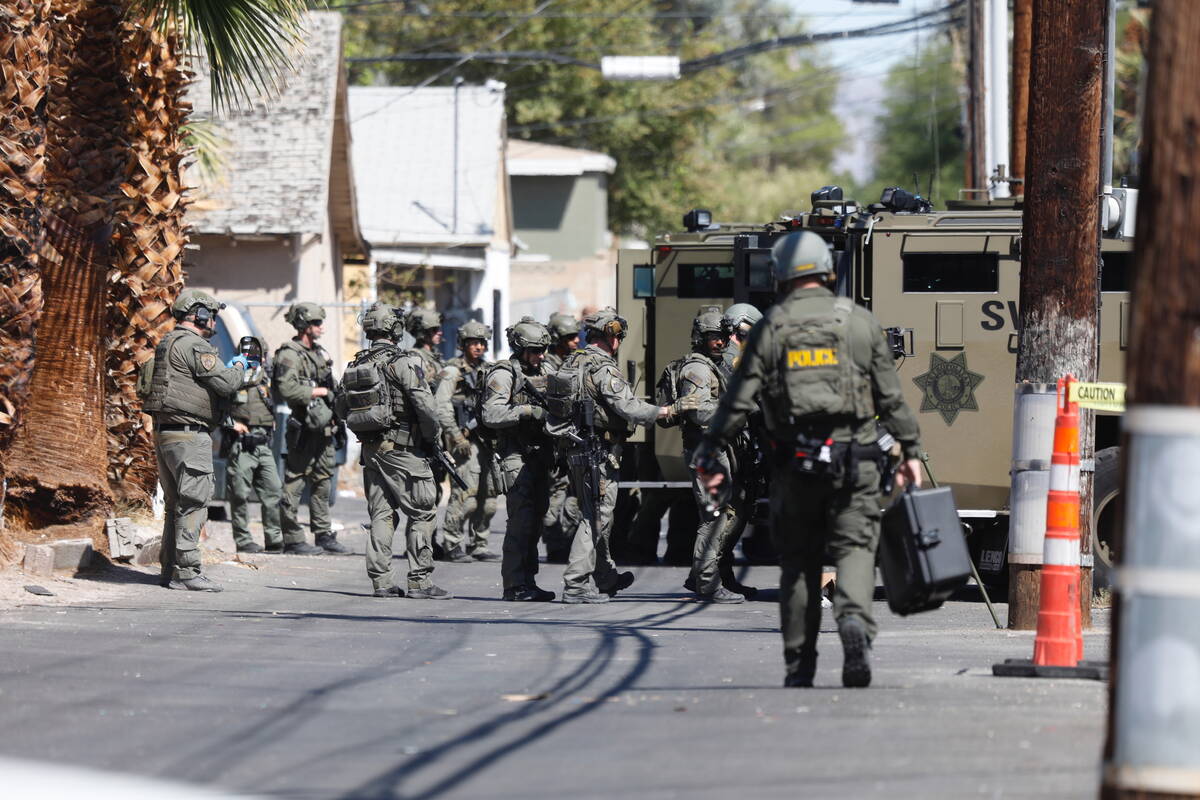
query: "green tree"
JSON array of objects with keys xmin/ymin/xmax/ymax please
[{"xmin": 864, "ymin": 36, "xmax": 964, "ymax": 207}]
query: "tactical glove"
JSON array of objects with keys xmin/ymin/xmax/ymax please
[
  {"xmin": 524, "ymin": 405, "xmax": 547, "ymax": 423},
  {"xmin": 672, "ymin": 391, "xmax": 704, "ymax": 417},
  {"xmin": 450, "ymin": 432, "xmax": 471, "ymax": 460}
]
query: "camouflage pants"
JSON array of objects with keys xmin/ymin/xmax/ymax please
[
  {"xmin": 441, "ymin": 441, "xmax": 499, "ymax": 555},
  {"xmin": 562, "ymin": 446, "xmax": 621, "ymax": 596},
  {"xmin": 500, "ymin": 450, "xmax": 552, "ymax": 591},
  {"xmin": 771, "ymin": 460, "xmax": 881, "ymax": 680},
  {"xmin": 280, "ymin": 431, "xmax": 334, "ymax": 544},
  {"xmin": 362, "ymin": 442, "xmax": 437, "ymax": 591},
  {"xmin": 541, "ymin": 461, "xmax": 579, "ymax": 557},
  {"xmin": 226, "ymin": 438, "xmax": 282, "ymax": 549},
  {"xmin": 155, "ymin": 430, "xmax": 213, "ymax": 582}
]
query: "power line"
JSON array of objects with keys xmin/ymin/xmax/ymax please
[{"xmin": 330, "ymin": 1, "xmax": 910, "ymax": 20}]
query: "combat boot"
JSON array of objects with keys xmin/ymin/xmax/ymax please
[
  {"xmin": 237, "ymin": 541, "xmax": 265, "ymax": 554},
  {"xmin": 407, "ymin": 584, "xmax": 453, "ymax": 600},
  {"xmin": 160, "ymin": 579, "xmax": 186, "ymax": 590},
  {"xmin": 503, "ymin": 585, "xmax": 556, "ymax": 602},
  {"xmin": 447, "ymin": 548, "xmax": 473, "ymax": 563},
  {"xmin": 602, "ymin": 571, "xmax": 635, "ymax": 597},
  {"xmin": 699, "ymin": 586, "xmax": 745, "ymax": 604},
  {"xmin": 315, "ymin": 533, "xmax": 352, "ymax": 555},
  {"xmin": 283, "ymin": 541, "xmax": 324, "ymax": 556},
  {"xmin": 839, "ymin": 617, "xmax": 872, "ymax": 688},
  {"xmin": 561, "ymin": 590, "xmax": 610, "ymax": 604},
  {"xmin": 179, "ymin": 575, "xmax": 224, "ymax": 593},
  {"xmin": 471, "ymin": 549, "xmax": 501, "ymax": 562},
  {"xmin": 373, "ymin": 586, "xmax": 404, "ymax": 598},
  {"xmin": 719, "ymin": 561, "xmax": 758, "ymax": 599},
  {"xmin": 784, "ymin": 651, "xmax": 818, "ymax": 688}
]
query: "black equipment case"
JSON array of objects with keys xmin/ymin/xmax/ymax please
[{"xmin": 879, "ymin": 486, "xmax": 972, "ymax": 615}]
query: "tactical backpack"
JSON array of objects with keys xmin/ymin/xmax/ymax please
[
  {"xmin": 653, "ymin": 353, "xmax": 714, "ymax": 429},
  {"xmin": 337, "ymin": 347, "xmax": 400, "ymax": 437},
  {"xmin": 770, "ymin": 297, "xmax": 875, "ymax": 421}
]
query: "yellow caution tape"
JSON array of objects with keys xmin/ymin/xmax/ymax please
[{"xmin": 1068, "ymin": 381, "xmax": 1126, "ymax": 412}]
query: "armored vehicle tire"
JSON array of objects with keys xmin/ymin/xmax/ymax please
[{"xmin": 1091, "ymin": 446, "xmax": 1121, "ymax": 594}]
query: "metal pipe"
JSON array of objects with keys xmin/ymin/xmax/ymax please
[
  {"xmin": 1101, "ymin": 0, "xmax": 1117, "ymax": 192},
  {"xmin": 452, "ymin": 76, "xmax": 463, "ymax": 234},
  {"xmin": 986, "ymin": 0, "xmax": 1010, "ymax": 198}
]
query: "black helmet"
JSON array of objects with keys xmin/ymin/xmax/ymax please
[{"xmin": 690, "ymin": 307, "xmax": 725, "ymax": 349}]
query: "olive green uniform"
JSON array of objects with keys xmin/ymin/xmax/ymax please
[
  {"xmin": 410, "ymin": 346, "xmax": 450, "ymax": 500},
  {"xmin": 481, "ymin": 358, "xmax": 553, "ymax": 591},
  {"xmin": 225, "ymin": 370, "xmax": 282, "ymax": 550},
  {"xmin": 355, "ymin": 342, "xmax": 444, "ymax": 592},
  {"xmin": 540, "ymin": 348, "xmax": 578, "ymax": 560},
  {"xmin": 435, "ymin": 356, "xmax": 499, "ymax": 556},
  {"xmin": 144, "ymin": 328, "xmax": 244, "ymax": 582},
  {"xmin": 555, "ymin": 344, "xmax": 660, "ymax": 597},
  {"xmin": 677, "ymin": 352, "xmax": 743, "ymax": 595},
  {"xmin": 274, "ymin": 338, "xmax": 337, "ymax": 546},
  {"xmin": 704, "ymin": 286, "xmax": 921, "ymax": 680}
]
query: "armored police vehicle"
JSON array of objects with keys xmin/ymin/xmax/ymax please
[{"xmin": 616, "ymin": 189, "xmax": 1133, "ymax": 589}]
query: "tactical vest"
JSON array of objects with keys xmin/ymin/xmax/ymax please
[
  {"xmin": 143, "ymin": 328, "xmax": 223, "ymax": 426},
  {"xmin": 446, "ymin": 356, "xmax": 486, "ymax": 431},
  {"xmin": 231, "ymin": 376, "xmax": 276, "ymax": 428},
  {"xmin": 543, "ymin": 351, "xmax": 565, "ymax": 374},
  {"xmin": 765, "ymin": 296, "xmax": 875, "ymax": 427},
  {"xmin": 546, "ymin": 348, "xmax": 621, "ymax": 432},
  {"xmin": 337, "ymin": 344, "xmax": 416, "ymax": 444},
  {"xmin": 655, "ymin": 352, "xmax": 722, "ymax": 430},
  {"xmin": 274, "ymin": 339, "xmax": 331, "ymax": 403},
  {"xmin": 488, "ymin": 359, "xmax": 548, "ymax": 451}
]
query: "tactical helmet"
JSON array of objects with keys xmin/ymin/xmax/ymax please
[
  {"xmin": 691, "ymin": 307, "xmax": 726, "ymax": 349},
  {"xmin": 458, "ymin": 320, "xmax": 492, "ymax": 349},
  {"xmin": 406, "ymin": 307, "xmax": 442, "ymax": 336},
  {"xmin": 507, "ymin": 317, "xmax": 552, "ymax": 352},
  {"xmin": 547, "ymin": 312, "xmax": 579, "ymax": 340},
  {"xmin": 769, "ymin": 231, "xmax": 833, "ymax": 283},
  {"xmin": 722, "ymin": 303, "xmax": 763, "ymax": 336},
  {"xmin": 359, "ymin": 302, "xmax": 402, "ymax": 340},
  {"xmin": 582, "ymin": 307, "xmax": 628, "ymax": 340},
  {"xmin": 171, "ymin": 288, "xmax": 224, "ymax": 321},
  {"xmin": 285, "ymin": 301, "xmax": 326, "ymax": 330}
]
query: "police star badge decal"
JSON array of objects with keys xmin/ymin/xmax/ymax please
[{"xmin": 912, "ymin": 352, "xmax": 984, "ymax": 425}]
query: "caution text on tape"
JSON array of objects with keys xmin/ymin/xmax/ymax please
[{"xmin": 1068, "ymin": 381, "xmax": 1126, "ymax": 412}]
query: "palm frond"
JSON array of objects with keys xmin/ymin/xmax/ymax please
[
  {"xmin": 181, "ymin": 116, "xmax": 227, "ymax": 183},
  {"xmin": 131, "ymin": 0, "xmax": 312, "ymax": 109}
]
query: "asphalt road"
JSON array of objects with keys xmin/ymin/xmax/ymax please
[{"xmin": 0, "ymin": 499, "xmax": 1111, "ymax": 799}]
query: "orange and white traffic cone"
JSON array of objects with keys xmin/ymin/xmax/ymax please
[
  {"xmin": 994, "ymin": 375, "xmax": 1104, "ymax": 680},
  {"xmin": 1032, "ymin": 376, "xmax": 1084, "ymax": 666}
]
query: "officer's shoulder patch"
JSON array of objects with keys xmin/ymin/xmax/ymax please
[{"xmin": 199, "ymin": 352, "xmax": 218, "ymax": 371}]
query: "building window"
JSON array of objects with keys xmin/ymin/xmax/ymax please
[
  {"xmin": 902, "ymin": 252, "xmax": 999, "ymax": 293},
  {"xmin": 678, "ymin": 263, "xmax": 734, "ymax": 297}
]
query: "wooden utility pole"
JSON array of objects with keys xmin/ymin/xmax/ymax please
[
  {"xmin": 964, "ymin": 0, "xmax": 987, "ymax": 191},
  {"xmin": 1010, "ymin": 0, "xmax": 1032, "ymax": 192},
  {"xmin": 1011, "ymin": 0, "xmax": 1104, "ymax": 630},
  {"xmin": 1102, "ymin": 3, "xmax": 1200, "ymax": 797}
]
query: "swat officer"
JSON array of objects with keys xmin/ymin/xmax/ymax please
[
  {"xmin": 222, "ymin": 336, "xmax": 283, "ymax": 553},
  {"xmin": 482, "ymin": 317, "xmax": 556, "ymax": 602},
  {"xmin": 144, "ymin": 289, "xmax": 247, "ymax": 591},
  {"xmin": 275, "ymin": 302, "xmax": 347, "ymax": 556},
  {"xmin": 675, "ymin": 308, "xmax": 746, "ymax": 604},
  {"xmin": 541, "ymin": 311, "xmax": 580, "ymax": 563},
  {"xmin": 547, "ymin": 308, "xmax": 701, "ymax": 603},
  {"xmin": 697, "ymin": 231, "xmax": 923, "ymax": 689},
  {"xmin": 341, "ymin": 303, "xmax": 451, "ymax": 599},
  {"xmin": 720, "ymin": 303, "xmax": 762, "ymax": 380},
  {"xmin": 406, "ymin": 308, "xmax": 454, "ymax": 514},
  {"xmin": 435, "ymin": 320, "xmax": 501, "ymax": 562}
]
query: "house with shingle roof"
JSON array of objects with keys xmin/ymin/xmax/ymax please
[
  {"xmin": 184, "ymin": 11, "xmax": 366, "ymax": 369},
  {"xmin": 349, "ymin": 82, "xmax": 511, "ymax": 357}
]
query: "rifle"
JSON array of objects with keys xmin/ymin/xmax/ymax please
[
  {"xmin": 432, "ymin": 442, "xmax": 470, "ymax": 491},
  {"xmin": 565, "ymin": 396, "xmax": 605, "ymax": 541}
]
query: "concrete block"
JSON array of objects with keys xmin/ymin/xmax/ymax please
[
  {"xmin": 50, "ymin": 538, "xmax": 95, "ymax": 570},
  {"xmin": 106, "ymin": 517, "xmax": 136, "ymax": 561},
  {"xmin": 23, "ymin": 544, "xmax": 54, "ymax": 577},
  {"xmin": 134, "ymin": 537, "xmax": 161, "ymax": 566}
]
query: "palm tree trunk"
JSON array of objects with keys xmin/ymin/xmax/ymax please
[
  {"xmin": 0, "ymin": 0, "xmax": 50, "ymax": 487},
  {"xmin": 106, "ymin": 15, "xmax": 190, "ymax": 505},
  {"xmin": 2, "ymin": 0, "xmax": 126, "ymax": 541}
]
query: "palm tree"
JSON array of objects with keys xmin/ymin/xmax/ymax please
[{"xmin": 0, "ymin": 0, "xmax": 306, "ymax": 551}]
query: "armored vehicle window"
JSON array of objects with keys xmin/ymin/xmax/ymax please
[
  {"xmin": 633, "ymin": 264, "xmax": 655, "ymax": 298},
  {"xmin": 1101, "ymin": 251, "xmax": 1131, "ymax": 292},
  {"xmin": 747, "ymin": 252, "xmax": 773, "ymax": 291},
  {"xmin": 902, "ymin": 253, "xmax": 999, "ymax": 293},
  {"xmin": 679, "ymin": 264, "xmax": 734, "ymax": 297}
]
